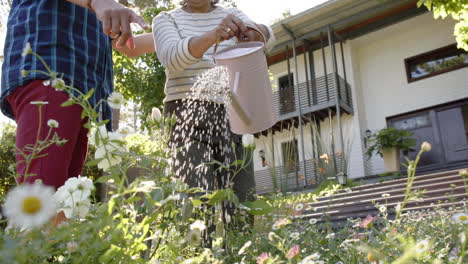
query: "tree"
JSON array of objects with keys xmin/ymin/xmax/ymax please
[
  {"xmin": 0, "ymin": 124, "xmax": 16, "ymax": 198},
  {"xmin": 418, "ymin": 0, "xmax": 468, "ymax": 51}
]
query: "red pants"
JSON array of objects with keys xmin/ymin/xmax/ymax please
[{"xmin": 6, "ymin": 80, "xmax": 88, "ymax": 190}]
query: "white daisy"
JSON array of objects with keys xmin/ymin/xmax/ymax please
[
  {"xmin": 190, "ymin": 220, "xmax": 206, "ymax": 231},
  {"xmin": 381, "ymin": 193, "xmax": 390, "ymax": 198},
  {"xmin": 107, "ymin": 92, "xmax": 125, "ymax": 109},
  {"xmin": 60, "ymin": 199, "xmax": 91, "ymax": 219},
  {"xmin": 238, "ymin": 240, "xmax": 252, "ymax": 255},
  {"xmin": 415, "ymin": 239, "xmax": 430, "ymax": 254},
  {"xmin": 453, "ymin": 213, "xmax": 468, "ymax": 224},
  {"xmin": 295, "ymin": 203, "xmax": 304, "ymax": 211},
  {"xmin": 22, "ymin": 42, "xmax": 32, "ymax": 57},
  {"xmin": 3, "ymin": 183, "xmax": 57, "ymax": 229},
  {"xmin": 51, "ymin": 78, "xmax": 66, "ymax": 91},
  {"xmin": 290, "ymin": 232, "xmax": 300, "ymax": 240},
  {"xmin": 47, "ymin": 119, "xmax": 59, "ymax": 128},
  {"xmin": 325, "ymin": 232, "xmax": 335, "ymax": 239},
  {"xmin": 309, "ymin": 218, "xmax": 318, "ymax": 225},
  {"xmin": 448, "ymin": 256, "xmax": 458, "ymax": 263}
]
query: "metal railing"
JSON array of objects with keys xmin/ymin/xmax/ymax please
[
  {"xmin": 273, "ymin": 74, "xmax": 353, "ymax": 118},
  {"xmin": 254, "ymin": 155, "xmax": 344, "ymax": 194}
]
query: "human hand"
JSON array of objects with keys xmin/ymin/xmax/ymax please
[
  {"xmin": 90, "ymin": 0, "xmax": 149, "ymax": 49},
  {"xmin": 239, "ymin": 28, "xmax": 264, "ymax": 43},
  {"xmin": 212, "ymin": 14, "xmax": 248, "ymax": 42}
]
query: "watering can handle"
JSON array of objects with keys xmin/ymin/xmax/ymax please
[{"xmin": 213, "ymin": 23, "xmax": 267, "ymax": 56}]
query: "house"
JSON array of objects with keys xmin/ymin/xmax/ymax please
[{"xmin": 254, "ymin": 0, "xmax": 468, "ymax": 194}]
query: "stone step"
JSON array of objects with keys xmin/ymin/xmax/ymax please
[
  {"xmin": 297, "ymin": 192, "xmax": 467, "ymax": 222},
  {"xmin": 313, "ymin": 200, "xmax": 467, "ymax": 224},
  {"xmin": 309, "ymin": 178, "xmax": 465, "ymax": 207},
  {"xmin": 308, "ymin": 186, "xmax": 466, "ymax": 215},
  {"xmin": 316, "ymin": 171, "xmax": 464, "ymax": 202}
]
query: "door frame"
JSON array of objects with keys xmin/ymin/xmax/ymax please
[{"xmin": 386, "ymin": 97, "xmax": 468, "ymax": 171}]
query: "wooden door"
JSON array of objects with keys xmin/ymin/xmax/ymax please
[{"xmin": 436, "ymin": 104, "xmax": 468, "ymax": 162}]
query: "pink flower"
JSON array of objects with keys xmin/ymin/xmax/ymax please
[
  {"xmin": 286, "ymin": 245, "xmax": 300, "ymax": 259},
  {"xmin": 257, "ymin": 253, "xmax": 270, "ymax": 264},
  {"xmin": 359, "ymin": 215, "xmax": 379, "ymax": 228}
]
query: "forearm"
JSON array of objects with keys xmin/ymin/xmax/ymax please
[
  {"xmin": 187, "ymin": 31, "xmax": 217, "ymax": 58},
  {"xmin": 65, "ymin": 0, "xmax": 92, "ymax": 10},
  {"xmin": 113, "ymin": 33, "xmax": 155, "ymax": 58}
]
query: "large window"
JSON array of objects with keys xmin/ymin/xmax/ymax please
[
  {"xmin": 278, "ymin": 74, "xmax": 295, "ymax": 114},
  {"xmin": 404, "ymin": 44, "xmax": 468, "ymax": 83},
  {"xmin": 282, "ymin": 139, "xmax": 299, "ymax": 173}
]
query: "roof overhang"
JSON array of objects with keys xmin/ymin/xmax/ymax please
[{"xmin": 267, "ymin": 0, "xmax": 427, "ymax": 65}]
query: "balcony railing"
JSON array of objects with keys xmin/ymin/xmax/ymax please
[
  {"xmin": 254, "ymin": 155, "xmax": 345, "ymax": 194},
  {"xmin": 273, "ymin": 74, "xmax": 353, "ymax": 120}
]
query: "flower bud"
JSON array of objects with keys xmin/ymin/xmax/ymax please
[{"xmin": 421, "ymin": 141, "xmax": 431, "ymax": 152}]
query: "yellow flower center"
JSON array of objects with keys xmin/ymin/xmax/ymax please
[
  {"xmin": 460, "ymin": 215, "xmax": 468, "ymax": 221},
  {"xmin": 22, "ymin": 196, "xmax": 42, "ymax": 214}
]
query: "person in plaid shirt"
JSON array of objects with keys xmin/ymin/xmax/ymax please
[{"xmin": 0, "ymin": 0, "xmax": 149, "ymax": 191}]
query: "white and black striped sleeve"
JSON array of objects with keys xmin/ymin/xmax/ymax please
[{"xmin": 152, "ymin": 12, "xmax": 201, "ymax": 72}]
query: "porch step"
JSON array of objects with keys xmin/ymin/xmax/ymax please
[
  {"xmin": 294, "ymin": 168, "xmax": 467, "ymax": 224},
  {"xmin": 311, "ymin": 178, "xmax": 465, "ymax": 207},
  {"xmin": 318, "ymin": 169, "xmax": 464, "ymax": 201}
]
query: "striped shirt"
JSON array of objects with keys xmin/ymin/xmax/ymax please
[
  {"xmin": 152, "ymin": 6, "xmax": 274, "ymax": 103},
  {"xmin": 1, "ymin": 0, "xmax": 114, "ymax": 122}
]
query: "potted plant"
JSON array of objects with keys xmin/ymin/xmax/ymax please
[{"xmin": 366, "ymin": 127, "xmax": 416, "ymax": 172}]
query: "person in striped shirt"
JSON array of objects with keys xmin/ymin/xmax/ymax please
[
  {"xmin": 151, "ymin": 0, "xmax": 275, "ymax": 235},
  {"xmin": 0, "ymin": 0, "xmax": 148, "ymax": 193}
]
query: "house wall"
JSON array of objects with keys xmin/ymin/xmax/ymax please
[
  {"xmin": 352, "ymin": 13, "xmax": 468, "ymax": 174},
  {"xmin": 254, "ymin": 12, "xmax": 468, "ymax": 182}
]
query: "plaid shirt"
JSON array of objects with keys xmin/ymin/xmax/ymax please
[{"xmin": 1, "ymin": 0, "xmax": 114, "ymax": 122}]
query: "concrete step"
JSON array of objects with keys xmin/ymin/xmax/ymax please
[
  {"xmin": 297, "ymin": 192, "xmax": 467, "ymax": 222},
  {"xmin": 309, "ymin": 178, "xmax": 465, "ymax": 208},
  {"xmin": 308, "ymin": 186, "xmax": 466, "ymax": 215},
  {"xmin": 317, "ymin": 170, "xmax": 465, "ymax": 202}
]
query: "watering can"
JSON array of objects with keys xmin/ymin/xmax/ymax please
[{"xmin": 213, "ymin": 33, "xmax": 278, "ymax": 135}]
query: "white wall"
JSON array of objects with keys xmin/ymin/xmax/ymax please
[
  {"xmin": 252, "ymin": 114, "xmax": 365, "ymax": 179},
  {"xmin": 352, "ymin": 13, "xmax": 468, "ymax": 174},
  {"xmin": 256, "ymin": 12, "xmax": 468, "ymax": 179}
]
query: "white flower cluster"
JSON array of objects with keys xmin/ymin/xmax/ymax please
[
  {"xmin": 299, "ymin": 252, "xmax": 323, "ymax": 264},
  {"xmin": 89, "ymin": 126, "xmax": 127, "ymax": 171},
  {"xmin": 54, "ymin": 177, "xmax": 94, "ymax": 219}
]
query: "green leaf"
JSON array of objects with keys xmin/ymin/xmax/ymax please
[
  {"xmin": 85, "ymin": 158, "xmax": 101, "ymax": 167},
  {"xmin": 83, "ymin": 89, "xmax": 95, "ymax": 100},
  {"xmin": 151, "ymin": 187, "xmax": 164, "ymax": 202},
  {"xmin": 206, "ymin": 189, "xmax": 229, "ymax": 205},
  {"xmin": 60, "ymin": 99, "xmax": 74, "ymax": 107},
  {"xmin": 191, "ymin": 199, "xmax": 203, "ymax": 207},
  {"xmin": 241, "ymin": 200, "xmax": 273, "ymax": 216}
]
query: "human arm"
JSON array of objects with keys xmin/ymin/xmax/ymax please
[
  {"xmin": 112, "ymin": 33, "xmax": 155, "ymax": 58},
  {"xmin": 66, "ymin": 0, "xmax": 149, "ymax": 49},
  {"xmin": 152, "ymin": 12, "xmax": 246, "ymax": 72}
]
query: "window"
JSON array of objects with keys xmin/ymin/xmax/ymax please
[
  {"xmin": 282, "ymin": 140, "xmax": 299, "ymax": 173},
  {"xmin": 405, "ymin": 44, "xmax": 468, "ymax": 83},
  {"xmin": 391, "ymin": 113, "xmax": 431, "ymax": 131},
  {"xmin": 278, "ymin": 74, "xmax": 295, "ymax": 114}
]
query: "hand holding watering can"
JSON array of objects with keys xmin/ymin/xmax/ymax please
[{"xmin": 213, "ymin": 17, "xmax": 278, "ymax": 135}]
